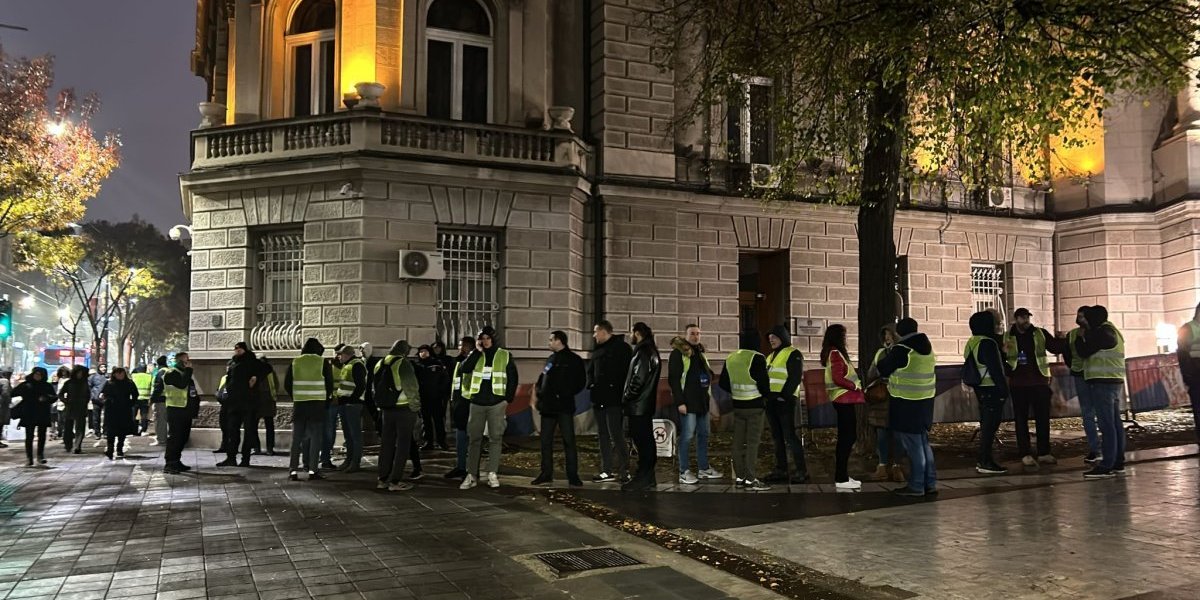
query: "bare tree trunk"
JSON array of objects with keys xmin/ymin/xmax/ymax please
[{"xmin": 855, "ymin": 73, "xmax": 908, "ymax": 452}]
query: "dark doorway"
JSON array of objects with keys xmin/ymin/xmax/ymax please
[{"xmin": 738, "ymin": 251, "xmax": 789, "ymax": 353}]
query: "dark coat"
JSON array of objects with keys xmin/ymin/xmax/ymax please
[
  {"xmin": 257, "ymin": 360, "xmax": 278, "ymax": 417},
  {"xmin": 415, "ymin": 355, "xmax": 450, "ymax": 403},
  {"xmin": 623, "ymin": 337, "xmax": 661, "ymax": 417},
  {"xmin": 969, "ymin": 311, "xmax": 1009, "ymax": 397},
  {"xmin": 225, "ymin": 351, "xmax": 260, "ymax": 408},
  {"xmin": 12, "ymin": 368, "xmax": 55, "ymax": 428},
  {"xmin": 667, "ymin": 338, "xmax": 712, "ymax": 415},
  {"xmin": 61, "ymin": 367, "xmax": 91, "ymax": 421},
  {"xmin": 102, "ymin": 379, "xmax": 139, "ymax": 437},
  {"xmin": 878, "ymin": 332, "xmax": 935, "ymax": 434},
  {"xmin": 588, "ymin": 334, "xmax": 632, "ymax": 409},
  {"xmin": 536, "ymin": 348, "xmax": 587, "ymax": 415}
]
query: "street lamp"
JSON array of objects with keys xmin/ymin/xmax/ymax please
[
  {"xmin": 46, "ymin": 121, "xmax": 67, "ymax": 137},
  {"xmin": 168, "ymin": 224, "xmax": 192, "ymax": 241}
]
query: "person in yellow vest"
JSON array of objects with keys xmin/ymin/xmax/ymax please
[
  {"xmin": 1003, "ymin": 308, "xmax": 1068, "ymax": 468},
  {"xmin": 718, "ymin": 329, "xmax": 772, "ymax": 492},
  {"xmin": 444, "ymin": 336, "xmax": 476, "ymax": 480},
  {"xmin": 965, "ymin": 311, "xmax": 1010, "ymax": 475},
  {"xmin": 162, "ymin": 353, "xmax": 195, "ymax": 474},
  {"xmin": 866, "ymin": 324, "xmax": 903, "ymax": 482},
  {"xmin": 764, "ymin": 325, "xmax": 808, "ymax": 484},
  {"xmin": 668, "ymin": 324, "xmax": 722, "ymax": 485},
  {"xmin": 130, "ymin": 366, "xmax": 153, "ymax": 436},
  {"xmin": 875, "ymin": 318, "xmax": 938, "ymax": 497},
  {"xmin": 1176, "ymin": 301, "xmax": 1200, "ymax": 444},
  {"xmin": 373, "ymin": 340, "xmax": 422, "ymax": 491},
  {"xmin": 460, "ymin": 326, "xmax": 519, "ymax": 490},
  {"xmin": 1061, "ymin": 306, "xmax": 1101, "ymax": 463},
  {"xmin": 822, "ymin": 324, "xmax": 866, "ymax": 491},
  {"xmin": 284, "ymin": 338, "xmax": 335, "ymax": 481},
  {"xmin": 333, "ymin": 345, "xmax": 368, "ymax": 472},
  {"xmin": 1074, "ymin": 305, "xmax": 1127, "ymax": 479}
]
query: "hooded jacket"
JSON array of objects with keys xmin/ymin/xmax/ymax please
[
  {"xmin": 61, "ymin": 366, "xmax": 92, "ymax": 420},
  {"xmin": 285, "ymin": 338, "xmax": 335, "ymax": 400},
  {"xmin": 878, "ymin": 331, "xmax": 935, "ymax": 433},
  {"xmin": 376, "ymin": 340, "xmax": 422, "ymax": 412},
  {"xmin": 537, "ymin": 346, "xmax": 587, "ymax": 415},
  {"xmin": 588, "ymin": 334, "xmax": 633, "ymax": 409},
  {"xmin": 11, "ymin": 367, "xmax": 55, "ymax": 428},
  {"xmin": 718, "ymin": 331, "xmax": 772, "ymax": 408},
  {"xmin": 102, "ymin": 376, "xmax": 139, "ymax": 437},
  {"xmin": 459, "ymin": 341, "xmax": 519, "ymax": 407},
  {"xmin": 968, "ymin": 311, "xmax": 1009, "ymax": 397},
  {"xmin": 623, "ymin": 335, "xmax": 662, "ymax": 416},
  {"xmin": 414, "ymin": 349, "xmax": 450, "ymax": 404},
  {"xmin": 668, "ymin": 337, "xmax": 712, "ymax": 414},
  {"xmin": 766, "ymin": 325, "xmax": 805, "ymax": 403},
  {"xmin": 1073, "ymin": 306, "xmax": 1123, "ymax": 384},
  {"xmin": 225, "ymin": 347, "xmax": 260, "ymax": 407}
]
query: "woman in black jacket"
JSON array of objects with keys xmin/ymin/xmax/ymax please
[
  {"xmin": 622, "ymin": 322, "xmax": 661, "ymax": 492},
  {"xmin": 61, "ymin": 365, "xmax": 91, "ymax": 454},
  {"xmin": 102, "ymin": 368, "xmax": 139, "ymax": 459},
  {"xmin": 12, "ymin": 367, "xmax": 55, "ymax": 466}
]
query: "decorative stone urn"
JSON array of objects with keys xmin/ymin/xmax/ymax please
[
  {"xmin": 548, "ymin": 106, "xmax": 575, "ymax": 132},
  {"xmin": 198, "ymin": 102, "xmax": 226, "ymax": 128},
  {"xmin": 353, "ymin": 82, "xmax": 386, "ymax": 109}
]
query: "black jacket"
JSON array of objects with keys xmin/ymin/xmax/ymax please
[
  {"xmin": 284, "ymin": 338, "xmax": 335, "ymax": 401},
  {"xmin": 536, "ymin": 348, "xmax": 587, "ymax": 415},
  {"xmin": 12, "ymin": 368, "xmax": 55, "ymax": 428},
  {"xmin": 102, "ymin": 379, "xmax": 139, "ymax": 437},
  {"xmin": 460, "ymin": 346, "xmax": 519, "ymax": 406},
  {"xmin": 765, "ymin": 325, "xmax": 804, "ymax": 403},
  {"xmin": 588, "ymin": 334, "xmax": 633, "ymax": 409},
  {"xmin": 414, "ymin": 356, "xmax": 450, "ymax": 403},
  {"xmin": 668, "ymin": 339, "xmax": 712, "ymax": 414},
  {"xmin": 718, "ymin": 331, "xmax": 771, "ymax": 409},
  {"xmin": 623, "ymin": 337, "xmax": 661, "ymax": 416},
  {"xmin": 878, "ymin": 332, "xmax": 935, "ymax": 433},
  {"xmin": 225, "ymin": 351, "xmax": 260, "ymax": 407},
  {"xmin": 969, "ymin": 311, "xmax": 1008, "ymax": 397},
  {"xmin": 1074, "ymin": 309, "xmax": 1122, "ymax": 384}
]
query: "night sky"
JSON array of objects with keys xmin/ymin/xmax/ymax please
[{"xmin": 2, "ymin": 1, "xmax": 205, "ymax": 231}]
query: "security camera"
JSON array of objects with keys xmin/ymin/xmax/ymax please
[{"xmin": 338, "ymin": 182, "xmax": 355, "ymax": 197}]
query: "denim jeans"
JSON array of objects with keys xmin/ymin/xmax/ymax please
[
  {"xmin": 320, "ymin": 403, "xmax": 339, "ymax": 463},
  {"xmin": 339, "ymin": 403, "xmax": 364, "ymax": 467},
  {"xmin": 289, "ymin": 402, "xmax": 326, "ymax": 472},
  {"xmin": 455, "ymin": 428, "xmax": 469, "ymax": 471},
  {"xmin": 677, "ymin": 412, "xmax": 710, "ymax": 473},
  {"xmin": 896, "ymin": 431, "xmax": 937, "ymax": 492},
  {"xmin": 1075, "ymin": 376, "xmax": 1100, "ymax": 455},
  {"xmin": 975, "ymin": 389, "xmax": 1006, "ymax": 465},
  {"xmin": 1091, "ymin": 382, "xmax": 1126, "ymax": 470},
  {"xmin": 876, "ymin": 427, "xmax": 892, "ymax": 465}
]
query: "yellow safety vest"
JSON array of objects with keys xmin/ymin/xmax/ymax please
[
  {"xmin": 161, "ymin": 368, "xmax": 188, "ymax": 408},
  {"xmin": 335, "ymin": 358, "xmax": 364, "ymax": 398},
  {"xmin": 464, "ymin": 349, "xmax": 510, "ymax": 399},
  {"xmin": 964, "ymin": 336, "xmax": 997, "ymax": 387},
  {"xmin": 725, "ymin": 349, "xmax": 763, "ymax": 401},
  {"xmin": 291, "ymin": 354, "xmax": 327, "ymax": 402},
  {"xmin": 767, "ymin": 346, "xmax": 797, "ymax": 394},
  {"xmin": 1083, "ymin": 323, "xmax": 1126, "ymax": 382},
  {"xmin": 679, "ymin": 350, "xmax": 712, "ymax": 393},
  {"xmin": 1067, "ymin": 328, "xmax": 1085, "ymax": 375},
  {"xmin": 1186, "ymin": 321, "xmax": 1200, "ymax": 359},
  {"xmin": 374, "ymin": 356, "xmax": 413, "ymax": 406},
  {"xmin": 1003, "ymin": 328, "xmax": 1050, "ymax": 377},
  {"xmin": 823, "ymin": 349, "xmax": 860, "ymax": 401},
  {"xmin": 132, "ymin": 372, "xmax": 152, "ymax": 398},
  {"xmin": 887, "ymin": 344, "xmax": 937, "ymax": 400}
]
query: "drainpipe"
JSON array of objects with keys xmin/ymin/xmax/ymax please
[{"xmin": 583, "ymin": 0, "xmax": 605, "ymax": 322}]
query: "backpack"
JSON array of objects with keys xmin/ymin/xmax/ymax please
[
  {"xmin": 961, "ymin": 338, "xmax": 992, "ymax": 388},
  {"xmin": 373, "ymin": 358, "xmax": 401, "ymax": 408}
]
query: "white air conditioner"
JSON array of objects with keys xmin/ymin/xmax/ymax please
[
  {"xmin": 987, "ymin": 186, "xmax": 1014, "ymax": 209},
  {"xmin": 750, "ymin": 163, "xmax": 781, "ymax": 189},
  {"xmin": 398, "ymin": 250, "xmax": 445, "ymax": 280}
]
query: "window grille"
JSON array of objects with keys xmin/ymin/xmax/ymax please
[
  {"xmin": 971, "ymin": 264, "xmax": 1007, "ymax": 323},
  {"xmin": 252, "ymin": 231, "xmax": 304, "ymax": 351},
  {"xmin": 437, "ymin": 231, "xmax": 499, "ymax": 344}
]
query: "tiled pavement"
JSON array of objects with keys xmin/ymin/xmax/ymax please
[
  {"xmin": 713, "ymin": 456, "xmax": 1200, "ymax": 600},
  {"xmin": 0, "ymin": 438, "xmax": 782, "ymax": 600}
]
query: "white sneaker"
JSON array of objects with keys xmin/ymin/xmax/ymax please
[
  {"xmin": 486, "ymin": 472, "xmax": 500, "ymax": 489},
  {"xmin": 92, "ymin": 440, "xmax": 105, "ymax": 448},
  {"xmin": 697, "ymin": 468, "xmax": 723, "ymax": 480},
  {"xmin": 460, "ymin": 474, "xmax": 477, "ymax": 490},
  {"xmin": 149, "ymin": 441, "xmax": 160, "ymax": 446},
  {"xmin": 835, "ymin": 479, "xmax": 862, "ymax": 491},
  {"xmin": 679, "ymin": 470, "xmax": 699, "ymax": 485}
]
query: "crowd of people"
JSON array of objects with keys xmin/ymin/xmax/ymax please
[{"xmin": 0, "ymin": 299, "xmax": 1155, "ymax": 496}]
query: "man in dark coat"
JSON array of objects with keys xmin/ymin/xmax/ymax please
[
  {"xmin": 217, "ymin": 342, "xmax": 260, "ymax": 467},
  {"xmin": 443, "ymin": 336, "xmax": 475, "ymax": 480},
  {"xmin": 588, "ymin": 320, "xmax": 633, "ymax": 483},
  {"xmin": 532, "ymin": 330, "xmax": 587, "ymax": 486},
  {"xmin": 621, "ymin": 322, "xmax": 661, "ymax": 492}
]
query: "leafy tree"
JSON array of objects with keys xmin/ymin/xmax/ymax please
[
  {"xmin": 653, "ymin": 0, "xmax": 1200, "ymax": 369},
  {"xmin": 0, "ymin": 48, "xmax": 119, "ymax": 244}
]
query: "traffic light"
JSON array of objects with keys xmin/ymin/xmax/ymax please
[{"xmin": 0, "ymin": 298, "xmax": 12, "ymax": 342}]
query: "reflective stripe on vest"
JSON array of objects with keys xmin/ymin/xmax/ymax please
[
  {"xmin": 464, "ymin": 349, "xmax": 510, "ymax": 399},
  {"xmin": 132, "ymin": 372, "xmax": 152, "ymax": 397},
  {"xmin": 823, "ymin": 349, "xmax": 860, "ymax": 401},
  {"xmin": 887, "ymin": 344, "xmax": 937, "ymax": 400},
  {"xmin": 291, "ymin": 354, "xmax": 327, "ymax": 401},
  {"xmin": 725, "ymin": 349, "xmax": 763, "ymax": 401},
  {"xmin": 1003, "ymin": 328, "xmax": 1050, "ymax": 377},
  {"xmin": 1188, "ymin": 321, "xmax": 1200, "ymax": 359},
  {"xmin": 963, "ymin": 336, "xmax": 996, "ymax": 387},
  {"xmin": 336, "ymin": 358, "xmax": 363, "ymax": 398},
  {"xmin": 1068, "ymin": 328, "xmax": 1085, "ymax": 374},
  {"xmin": 1083, "ymin": 323, "xmax": 1126, "ymax": 382},
  {"xmin": 161, "ymin": 368, "xmax": 188, "ymax": 408},
  {"xmin": 768, "ymin": 346, "xmax": 797, "ymax": 393},
  {"xmin": 451, "ymin": 360, "xmax": 462, "ymax": 392}
]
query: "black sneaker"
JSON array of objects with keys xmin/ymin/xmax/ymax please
[
  {"xmin": 177, "ymin": 463, "xmax": 192, "ymax": 471},
  {"xmin": 289, "ymin": 471, "xmax": 300, "ymax": 481},
  {"xmin": 308, "ymin": 471, "xmax": 325, "ymax": 480},
  {"xmin": 444, "ymin": 468, "xmax": 467, "ymax": 479},
  {"xmin": 163, "ymin": 465, "xmax": 182, "ymax": 474},
  {"xmin": 789, "ymin": 474, "xmax": 811, "ymax": 485},
  {"xmin": 238, "ymin": 460, "xmax": 251, "ymax": 468},
  {"xmin": 592, "ymin": 472, "xmax": 617, "ymax": 483},
  {"xmin": 215, "ymin": 458, "xmax": 237, "ymax": 467},
  {"xmin": 734, "ymin": 478, "xmax": 747, "ymax": 488},
  {"xmin": 569, "ymin": 478, "xmax": 584, "ymax": 487},
  {"xmin": 1112, "ymin": 466, "xmax": 1126, "ymax": 475},
  {"xmin": 104, "ymin": 451, "xmax": 113, "ymax": 460},
  {"xmin": 1083, "ymin": 467, "xmax": 1116, "ymax": 479},
  {"xmin": 975, "ymin": 463, "xmax": 1008, "ymax": 475},
  {"xmin": 925, "ymin": 488, "xmax": 939, "ymax": 496},
  {"xmin": 320, "ymin": 461, "xmax": 337, "ymax": 470},
  {"xmin": 530, "ymin": 474, "xmax": 553, "ymax": 486},
  {"xmin": 892, "ymin": 486, "xmax": 925, "ymax": 497},
  {"xmin": 761, "ymin": 470, "xmax": 787, "ymax": 483},
  {"xmin": 1083, "ymin": 453, "xmax": 1100, "ymax": 464},
  {"xmin": 408, "ymin": 470, "xmax": 424, "ymax": 481}
]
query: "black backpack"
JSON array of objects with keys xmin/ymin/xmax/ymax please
[
  {"xmin": 961, "ymin": 338, "xmax": 993, "ymax": 387},
  {"xmin": 372, "ymin": 358, "xmax": 401, "ymax": 407}
]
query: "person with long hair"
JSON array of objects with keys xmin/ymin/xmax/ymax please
[
  {"xmin": 11, "ymin": 367, "xmax": 55, "ymax": 466},
  {"xmin": 622, "ymin": 322, "xmax": 662, "ymax": 492},
  {"xmin": 101, "ymin": 367, "xmax": 139, "ymax": 459},
  {"xmin": 821, "ymin": 324, "xmax": 865, "ymax": 491}
]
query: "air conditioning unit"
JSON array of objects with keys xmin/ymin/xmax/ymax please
[
  {"xmin": 398, "ymin": 250, "xmax": 445, "ymax": 280},
  {"xmin": 987, "ymin": 186, "xmax": 1014, "ymax": 210},
  {"xmin": 750, "ymin": 163, "xmax": 781, "ymax": 189}
]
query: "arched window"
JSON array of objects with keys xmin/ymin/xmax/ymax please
[
  {"xmin": 426, "ymin": 0, "xmax": 493, "ymax": 123},
  {"xmin": 286, "ymin": 0, "xmax": 336, "ymax": 116}
]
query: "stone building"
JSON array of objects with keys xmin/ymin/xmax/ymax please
[{"xmin": 182, "ymin": 0, "xmax": 1200, "ymax": 390}]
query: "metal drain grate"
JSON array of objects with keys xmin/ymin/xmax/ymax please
[{"xmin": 534, "ymin": 547, "xmax": 641, "ymax": 575}]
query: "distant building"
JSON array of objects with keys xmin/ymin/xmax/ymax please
[{"xmin": 182, "ymin": 0, "xmax": 1200, "ymax": 386}]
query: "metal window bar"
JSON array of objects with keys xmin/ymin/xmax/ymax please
[
  {"xmin": 257, "ymin": 232, "xmax": 303, "ymax": 325},
  {"xmin": 437, "ymin": 231, "xmax": 499, "ymax": 344},
  {"xmin": 971, "ymin": 264, "xmax": 1006, "ymax": 319}
]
